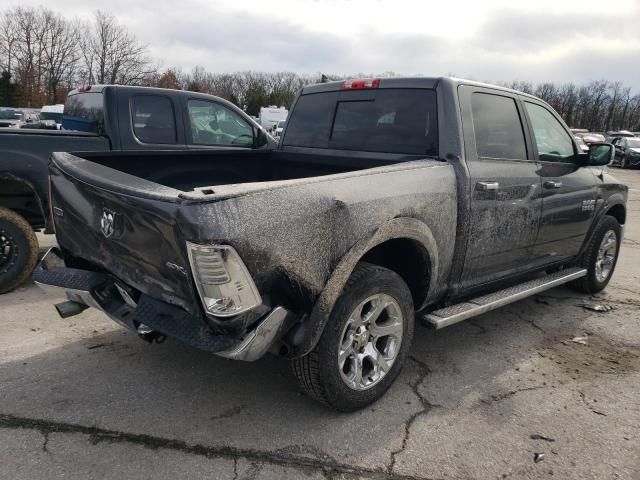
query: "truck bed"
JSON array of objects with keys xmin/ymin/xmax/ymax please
[{"xmin": 71, "ymin": 149, "xmax": 408, "ymax": 193}]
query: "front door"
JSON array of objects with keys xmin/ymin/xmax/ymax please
[
  {"xmin": 458, "ymin": 86, "xmax": 542, "ymax": 286},
  {"xmin": 522, "ymin": 100, "xmax": 598, "ymax": 261}
]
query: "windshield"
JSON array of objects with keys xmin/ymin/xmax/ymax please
[
  {"xmin": 0, "ymin": 110, "xmax": 22, "ymax": 120},
  {"xmin": 627, "ymin": 138, "xmax": 640, "ymax": 148},
  {"xmin": 283, "ymin": 89, "xmax": 438, "ymax": 156}
]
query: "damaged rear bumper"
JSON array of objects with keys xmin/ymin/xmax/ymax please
[{"xmin": 33, "ymin": 248, "xmax": 296, "ymax": 361}]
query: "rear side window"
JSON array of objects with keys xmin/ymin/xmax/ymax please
[
  {"xmin": 63, "ymin": 93, "xmax": 104, "ymax": 133},
  {"xmin": 282, "ymin": 92, "xmax": 338, "ymax": 149},
  {"xmin": 284, "ymin": 89, "xmax": 438, "ymax": 156},
  {"xmin": 131, "ymin": 95, "xmax": 177, "ymax": 144},
  {"xmin": 471, "ymin": 93, "xmax": 527, "ymax": 160}
]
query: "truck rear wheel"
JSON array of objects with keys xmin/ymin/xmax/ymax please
[
  {"xmin": 569, "ymin": 215, "xmax": 621, "ymax": 294},
  {"xmin": 0, "ymin": 207, "xmax": 39, "ymax": 294},
  {"xmin": 292, "ymin": 262, "xmax": 414, "ymax": 412}
]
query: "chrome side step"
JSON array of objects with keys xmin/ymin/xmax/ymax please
[{"xmin": 423, "ymin": 267, "xmax": 587, "ymax": 330}]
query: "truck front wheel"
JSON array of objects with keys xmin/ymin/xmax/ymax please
[
  {"xmin": 292, "ymin": 262, "xmax": 414, "ymax": 411},
  {"xmin": 570, "ymin": 215, "xmax": 621, "ymax": 294},
  {"xmin": 0, "ymin": 207, "xmax": 39, "ymax": 294}
]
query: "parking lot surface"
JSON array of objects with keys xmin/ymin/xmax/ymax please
[{"xmin": 1, "ymin": 169, "xmax": 639, "ymax": 480}]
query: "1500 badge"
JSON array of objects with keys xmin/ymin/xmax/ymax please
[{"xmin": 582, "ymin": 199, "xmax": 596, "ymax": 211}]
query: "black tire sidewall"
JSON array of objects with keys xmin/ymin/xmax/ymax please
[
  {"xmin": 583, "ymin": 216, "xmax": 621, "ymax": 293},
  {"xmin": 315, "ymin": 266, "xmax": 414, "ymax": 411},
  {"xmin": 0, "ymin": 214, "xmax": 37, "ymax": 292}
]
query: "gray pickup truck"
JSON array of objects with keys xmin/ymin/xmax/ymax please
[
  {"xmin": 34, "ymin": 77, "xmax": 627, "ymax": 411},
  {"xmin": 0, "ymin": 85, "xmax": 273, "ymax": 293}
]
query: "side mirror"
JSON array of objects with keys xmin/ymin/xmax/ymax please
[{"xmin": 586, "ymin": 143, "xmax": 614, "ymax": 166}]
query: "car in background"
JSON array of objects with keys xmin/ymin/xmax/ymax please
[
  {"xmin": 272, "ymin": 120, "xmax": 286, "ymax": 139},
  {"xmin": 0, "ymin": 108, "xmax": 25, "ymax": 128},
  {"xmin": 612, "ymin": 136, "xmax": 640, "ymax": 168},
  {"xmin": 581, "ymin": 133, "xmax": 606, "ymax": 144},
  {"xmin": 40, "ymin": 104, "xmax": 64, "ymax": 129},
  {"xmin": 574, "ymin": 135, "xmax": 589, "ymax": 152},
  {"xmin": 606, "ymin": 130, "xmax": 635, "ymax": 142}
]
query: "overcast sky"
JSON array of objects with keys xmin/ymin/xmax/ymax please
[{"xmin": 16, "ymin": 0, "xmax": 640, "ymax": 88}]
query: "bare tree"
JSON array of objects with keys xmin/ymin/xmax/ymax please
[
  {"xmin": 39, "ymin": 10, "xmax": 80, "ymax": 103},
  {"xmin": 81, "ymin": 10, "xmax": 154, "ymax": 85}
]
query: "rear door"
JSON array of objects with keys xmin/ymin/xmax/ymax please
[
  {"xmin": 522, "ymin": 99, "xmax": 598, "ymax": 260},
  {"xmin": 459, "ymin": 86, "xmax": 542, "ymax": 285}
]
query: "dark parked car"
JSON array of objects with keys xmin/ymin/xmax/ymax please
[
  {"xmin": 0, "ymin": 85, "xmax": 274, "ymax": 293},
  {"xmin": 0, "ymin": 108, "xmax": 25, "ymax": 128},
  {"xmin": 34, "ymin": 77, "xmax": 626, "ymax": 411},
  {"xmin": 612, "ymin": 136, "xmax": 640, "ymax": 168}
]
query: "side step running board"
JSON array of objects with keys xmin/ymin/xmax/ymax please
[{"xmin": 423, "ymin": 267, "xmax": 587, "ymax": 330}]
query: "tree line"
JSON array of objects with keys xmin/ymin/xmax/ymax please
[{"xmin": 1, "ymin": 6, "xmax": 639, "ymax": 131}]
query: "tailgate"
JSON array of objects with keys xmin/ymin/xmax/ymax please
[{"xmin": 49, "ymin": 153, "xmax": 201, "ymax": 317}]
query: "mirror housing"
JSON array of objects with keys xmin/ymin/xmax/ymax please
[{"xmin": 579, "ymin": 142, "xmax": 613, "ymax": 166}]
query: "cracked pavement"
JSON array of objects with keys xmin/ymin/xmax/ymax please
[{"xmin": 1, "ymin": 169, "xmax": 639, "ymax": 479}]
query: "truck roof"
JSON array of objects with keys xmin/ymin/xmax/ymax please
[{"xmin": 301, "ymin": 76, "xmax": 539, "ymax": 100}]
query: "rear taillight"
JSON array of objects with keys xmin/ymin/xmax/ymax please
[
  {"xmin": 341, "ymin": 78, "xmax": 380, "ymax": 90},
  {"xmin": 186, "ymin": 242, "xmax": 262, "ymax": 318}
]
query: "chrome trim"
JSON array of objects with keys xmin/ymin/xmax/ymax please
[
  {"xmin": 424, "ymin": 267, "xmax": 587, "ymax": 329},
  {"xmin": 215, "ymin": 306, "xmax": 296, "ymax": 362}
]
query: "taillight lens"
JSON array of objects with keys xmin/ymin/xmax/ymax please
[
  {"xmin": 186, "ymin": 242, "xmax": 262, "ymax": 318},
  {"xmin": 341, "ymin": 78, "xmax": 380, "ymax": 90}
]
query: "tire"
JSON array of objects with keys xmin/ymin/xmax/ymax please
[
  {"xmin": 0, "ymin": 207, "xmax": 39, "ymax": 294},
  {"xmin": 292, "ymin": 262, "xmax": 414, "ymax": 412},
  {"xmin": 569, "ymin": 215, "xmax": 621, "ymax": 294}
]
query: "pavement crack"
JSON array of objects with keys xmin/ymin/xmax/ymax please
[
  {"xmin": 387, "ymin": 356, "xmax": 441, "ymax": 476},
  {"xmin": 0, "ymin": 413, "xmax": 430, "ymax": 480},
  {"xmin": 481, "ymin": 385, "xmax": 546, "ymax": 405},
  {"xmin": 578, "ymin": 391, "xmax": 607, "ymax": 416},
  {"xmin": 209, "ymin": 405, "xmax": 246, "ymax": 421},
  {"xmin": 511, "ymin": 311, "xmax": 545, "ymax": 333},
  {"xmin": 42, "ymin": 431, "xmax": 50, "ymax": 453},
  {"xmin": 468, "ymin": 320, "xmax": 487, "ymax": 334}
]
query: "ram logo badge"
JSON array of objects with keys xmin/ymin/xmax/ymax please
[{"xmin": 101, "ymin": 208, "xmax": 116, "ymax": 238}]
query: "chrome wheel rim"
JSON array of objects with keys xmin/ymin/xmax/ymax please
[
  {"xmin": 338, "ymin": 293, "xmax": 404, "ymax": 391},
  {"xmin": 595, "ymin": 230, "xmax": 617, "ymax": 283},
  {"xmin": 0, "ymin": 229, "xmax": 16, "ymax": 273}
]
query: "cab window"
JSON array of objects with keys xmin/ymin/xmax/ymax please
[
  {"xmin": 470, "ymin": 93, "xmax": 527, "ymax": 160},
  {"xmin": 525, "ymin": 102, "xmax": 575, "ymax": 162},
  {"xmin": 131, "ymin": 95, "xmax": 177, "ymax": 144},
  {"xmin": 188, "ymin": 100, "xmax": 254, "ymax": 147}
]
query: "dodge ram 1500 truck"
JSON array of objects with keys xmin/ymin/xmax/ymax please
[
  {"xmin": 0, "ymin": 85, "xmax": 274, "ymax": 293},
  {"xmin": 34, "ymin": 77, "xmax": 627, "ymax": 411}
]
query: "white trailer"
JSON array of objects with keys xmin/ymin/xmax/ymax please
[{"xmin": 259, "ymin": 106, "xmax": 288, "ymax": 131}]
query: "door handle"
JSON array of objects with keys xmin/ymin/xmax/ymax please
[
  {"xmin": 476, "ymin": 181, "xmax": 499, "ymax": 191},
  {"xmin": 544, "ymin": 180, "xmax": 563, "ymax": 189}
]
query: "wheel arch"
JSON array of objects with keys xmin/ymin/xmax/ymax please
[
  {"xmin": 0, "ymin": 173, "xmax": 47, "ymax": 230},
  {"xmin": 292, "ymin": 217, "xmax": 439, "ymax": 357},
  {"xmin": 606, "ymin": 203, "xmax": 626, "ymax": 226}
]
